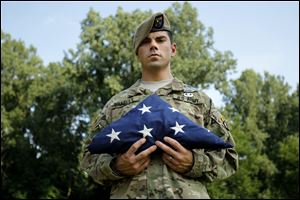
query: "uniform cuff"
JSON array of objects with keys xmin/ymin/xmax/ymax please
[
  {"xmin": 101, "ymin": 156, "xmax": 126, "ymax": 180},
  {"xmin": 183, "ymin": 150, "xmax": 211, "ymax": 178}
]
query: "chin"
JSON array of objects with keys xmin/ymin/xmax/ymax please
[
  {"xmin": 147, "ymin": 62, "xmax": 168, "ymax": 69},
  {"xmin": 149, "ymin": 64, "xmax": 164, "ymax": 69}
]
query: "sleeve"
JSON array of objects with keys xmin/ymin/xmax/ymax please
[
  {"xmin": 79, "ymin": 103, "xmax": 126, "ymax": 186},
  {"xmin": 183, "ymin": 98, "xmax": 239, "ymax": 182}
]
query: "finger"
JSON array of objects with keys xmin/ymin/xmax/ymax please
[
  {"xmin": 133, "ymin": 157, "xmax": 151, "ymax": 175},
  {"xmin": 155, "ymin": 140, "xmax": 178, "ymax": 158},
  {"xmin": 164, "ymin": 137, "xmax": 185, "ymax": 152},
  {"xmin": 135, "ymin": 145, "xmax": 157, "ymax": 161},
  {"xmin": 139, "ymin": 157, "xmax": 150, "ymax": 165},
  {"xmin": 134, "ymin": 156, "xmax": 150, "ymax": 169},
  {"xmin": 162, "ymin": 152, "xmax": 180, "ymax": 166},
  {"xmin": 127, "ymin": 138, "xmax": 146, "ymax": 155},
  {"xmin": 162, "ymin": 154, "xmax": 177, "ymax": 171},
  {"xmin": 140, "ymin": 158, "xmax": 151, "ymax": 171}
]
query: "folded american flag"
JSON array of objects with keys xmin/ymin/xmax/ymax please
[{"xmin": 88, "ymin": 94, "xmax": 233, "ymax": 155}]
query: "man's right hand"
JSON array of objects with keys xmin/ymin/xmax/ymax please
[{"xmin": 113, "ymin": 138, "xmax": 157, "ymax": 176}]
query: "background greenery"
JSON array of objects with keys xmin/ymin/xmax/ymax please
[{"xmin": 1, "ymin": 2, "xmax": 298, "ymax": 199}]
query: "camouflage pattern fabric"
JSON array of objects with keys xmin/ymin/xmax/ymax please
[{"xmin": 80, "ymin": 78, "xmax": 238, "ymax": 199}]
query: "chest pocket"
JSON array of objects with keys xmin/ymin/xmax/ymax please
[
  {"xmin": 110, "ymin": 96, "xmax": 144, "ymax": 122},
  {"xmin": 164, "ymin": 94, "xmax": 207, "ymax": 127}
]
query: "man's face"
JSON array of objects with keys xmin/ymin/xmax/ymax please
[{"xmin": 137, "ymin": 31, "xmax": 176, "ymax": 69}]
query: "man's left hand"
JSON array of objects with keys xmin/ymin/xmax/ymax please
[{"xmin": 155, "ymin": 136, "xmax": 194, "ymax": 174}]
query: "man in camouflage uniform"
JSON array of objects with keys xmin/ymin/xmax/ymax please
[{"xmin": 81, "ymin": 12, "xmax": 238, "ymax": 199}]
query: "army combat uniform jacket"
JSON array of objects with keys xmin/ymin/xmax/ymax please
[{"xmin": 81, "ymin": 78, "xmax": 238, "ymax": 199}]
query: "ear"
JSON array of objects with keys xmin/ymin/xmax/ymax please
[
  {"xmin": 171, "ymin": 43, "xmax": 176, "ymax": 57},
  {"xmin": 136, "ymin": 49, "xmax": 142, "ymax": 62}
]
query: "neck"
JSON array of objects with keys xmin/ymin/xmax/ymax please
[{"xmin": 141, "ymin": 65, "xmax": 173, "ymax": 82}]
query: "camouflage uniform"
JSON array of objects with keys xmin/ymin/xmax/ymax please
[{"xmin": 81, "ymin": 78, "xmax": 238, "ymax": 199}]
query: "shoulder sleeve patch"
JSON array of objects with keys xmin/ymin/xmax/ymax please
[{"xmin": 210, "ymin": 110, "xmax": 230, "ymax": 131}]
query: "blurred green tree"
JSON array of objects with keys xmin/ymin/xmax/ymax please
[{"xmin": 207, "ymin": 69, "xmax": 298, "ymax": 199}]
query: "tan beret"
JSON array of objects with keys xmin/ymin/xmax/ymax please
[{"xmin": 133, "ymin": 12, "xmax": 172, "ymax": 55}]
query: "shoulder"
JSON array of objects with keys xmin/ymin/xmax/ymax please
[
  {"xmin": 104, "ymin": 79, "xmax": 142, "ymax": 109},
  {"xmin": 182, "ymin": 84, "xmax": 212, "ymax": 108},
  {"xmin": 91, "ymin": 89, "xmax": 132, "ymax": 131},
  {"xmin": 185, "ymin": 86, "xmax": 230, "ymax": 131},
  {"xmin": 104, "ymin": 88, "xmax": 133, "ymax": 110}
]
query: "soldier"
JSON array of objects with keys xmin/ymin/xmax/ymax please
[{"xmin": 81, "ymin": 12, "xmax": 238, "ymax": 199}]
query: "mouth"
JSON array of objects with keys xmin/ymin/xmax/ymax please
[{"xmin": 148, "ymin": 53, "xmax": 160, "ymax": 57}]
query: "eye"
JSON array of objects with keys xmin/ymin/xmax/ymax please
[
  {"xmin": 157, "ymin": 38, "xmax": 166, "ymax": 43},
  {"xmin": 141, "ymin": 38, "xmax": 151, "ymax": 45}
]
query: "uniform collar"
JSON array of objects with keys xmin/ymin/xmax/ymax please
[{"xmin": 127, "ymin": 77, "xmax": 184, "ymax": 97}]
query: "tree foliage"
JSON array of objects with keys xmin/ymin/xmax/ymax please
[
  {"xmin": 1, "ymin": 2, "xmax": 299, "ymax": 199},
  {"xmin": 207, "ymin": 70, "xmax": 299, "ymax": 199}
]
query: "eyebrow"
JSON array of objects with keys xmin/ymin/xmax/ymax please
[{"xmin": 145, "ymin": 35, "xmax": 167, "ymax": 40}]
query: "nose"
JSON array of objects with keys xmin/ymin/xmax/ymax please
[{"xmin": 149, "ymin": 40, "xmax": 158, "ymax": 51}]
